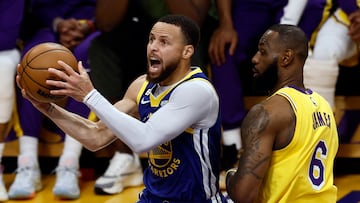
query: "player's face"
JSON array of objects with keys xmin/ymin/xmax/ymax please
[
  {"xmin": 146, "ymin": 22, "xmax": 186, "ymax": 84},
  {"xmin": 251, "ymin": 30, "xmax": 280, "ymax": 94}
]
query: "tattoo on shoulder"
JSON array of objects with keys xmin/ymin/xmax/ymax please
[{"xmin": 239, "ymin": 104, "xmax": 270, "ymax": 179}]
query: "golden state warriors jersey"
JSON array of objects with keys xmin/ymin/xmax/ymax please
[
  {"xmin": 257, "ymin": 86, "xmax": 338, "ymax": 203},
  {"xmin": 136, "ymin": 68, "xmax": 226, "ymax": 202}
]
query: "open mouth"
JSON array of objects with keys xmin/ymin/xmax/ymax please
[{"xmin": 150, "ymin": 59, "xmax": 161, "ymax": 66}]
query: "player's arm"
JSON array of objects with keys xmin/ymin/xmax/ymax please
[
  {"xmin": 16, "ymin": 63, "xmax": 143, "ymax": 151},
  {"xmin": 84, "ymin": 80, "xmax": 218, "ymax": 153},
  {"xmin": 226, "ymin": 95, "xmax": 294, "ymax": 202}
]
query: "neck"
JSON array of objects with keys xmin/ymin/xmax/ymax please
[{"xmin": 159, "ymin": 66, "xmax": 192, "ymax": 86}]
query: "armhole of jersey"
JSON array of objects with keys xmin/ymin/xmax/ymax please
[
  {"xmin": 276, "ymin": 91, "xmax": 297, "ymax": 114},
  {"xmin": 136, "ymin": 80, "xmax": 149, "ymax": 105}
]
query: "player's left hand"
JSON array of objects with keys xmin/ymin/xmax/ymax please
[
  {"xmin": 46, "ymin": 60, "xmax": 95, "ymax": 102},
  {"xmin": 16, "ymin": 64, "xmax": 53, "ymax": 111}
]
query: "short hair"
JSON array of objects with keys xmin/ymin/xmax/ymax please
[
  {"xmin": 268, "ymin": 24, "xmax": 309, "ymax": 61},
  {"xmin": 157, "ymin": 14, "xmax": 200, "ymax": 49}
]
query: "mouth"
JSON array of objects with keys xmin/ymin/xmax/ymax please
[
  {"xmin": 148, "ymin": 56, "xmax": 162, "ymax": 74},
  {"xmin": 252, "ymin": 67, "xmax": 260, "ymax": 78},
  {"xmin": 150, "ymin": 58, "xmax": 161, "ymax": 66}
]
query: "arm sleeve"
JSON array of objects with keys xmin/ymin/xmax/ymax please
[{"xmin": 84, "ymin": 80, "xmax": 218, "ymax": 153}]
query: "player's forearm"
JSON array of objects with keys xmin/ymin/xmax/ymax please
[{"xmin": 44, "ymin": 103, "xmax": 116, "ymax": 151}]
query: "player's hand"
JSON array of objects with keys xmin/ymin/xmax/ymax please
[
  {"xmin": 225, "ymin": 168, "xmax": 237, "ymax": 187},
  {"xmin": 208, "ymin": 25, "xmax": 238, "ymax": 66},
  {"xmin": 16, "ymin": 64, "xmax": 52, "ymax": 111},
  {"xmin": 46, "ymin": 60, "xmax": 95, "ymax": 102}
]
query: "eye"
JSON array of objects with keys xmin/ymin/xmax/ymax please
[
  {"xmin": 148, "ymin": 36, "xmax": 154, "ymax": 43},
  {"xmin": 259, "ymin": 49, "xmax": 266, "ymax": 55},
  {"xmin": 160, "ymin": 39, "xmax": 168, "ymax": 46}
]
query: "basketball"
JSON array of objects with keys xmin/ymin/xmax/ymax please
[{"xmin": 18, "ymin": 42, "xmax": 78, "ymax": 103}]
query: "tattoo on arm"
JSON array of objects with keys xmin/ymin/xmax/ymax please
[
  {"xmin": 239, "ymin": 104, "xmax": 270, "ymax": 180},
  {"xmin": 47, "ymin": 104, "xmax": 55, "ymax": 113}
]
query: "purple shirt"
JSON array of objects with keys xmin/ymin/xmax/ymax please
[{"xmin": 0, "ymin": 0, "xmax": 24, "ymax": 50}]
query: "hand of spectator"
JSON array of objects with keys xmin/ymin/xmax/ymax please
[
  {"xmin": 348, "ymin": 9, "xmax": 360, "ymax": 44},
  {"xmin": 55, "ymin": 18, "xmax": 87, "ymax": 50},
  {"xmin": 208, "ymin": 25, "xmax": 238, "ymax": 66}
]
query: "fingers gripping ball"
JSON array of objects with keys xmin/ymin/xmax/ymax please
[{"xmin": 19, "ymin": 42, "xmax": 78, "ymax": 103}]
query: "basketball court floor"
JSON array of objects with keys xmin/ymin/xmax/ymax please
[{"xmin": 1, "ymin": 173, "xmax": 359, "ymax": 203}]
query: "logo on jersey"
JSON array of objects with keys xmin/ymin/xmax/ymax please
[
  {"xmin": 140, "ymin": 97, "xmax": 150, "ymax": 104},
  {"xmin": 148, "ymin": 141, "xmax": 181, "ymax": 177}
]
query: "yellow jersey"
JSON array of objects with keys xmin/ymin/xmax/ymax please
[{"xmin": 257, "ymin": 86, "xmax": 338, "ymax": 203}]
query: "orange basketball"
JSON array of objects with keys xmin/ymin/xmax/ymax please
[{"xmin": 18, "ymin": 42, "xmax": 78, "ymax": 103}]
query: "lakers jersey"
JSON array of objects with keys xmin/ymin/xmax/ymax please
[
  {"xmin": 137, "ymin": 68, "xmax": 225, "ymax": 202},
  {"xmin": 257, "ymin": 86, "xmax": 338, "ymax": 203}
]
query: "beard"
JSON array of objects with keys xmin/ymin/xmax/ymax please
[
  {"xmin": 252, "ymin": 60, "xmax": 278, "ymax": 95},
  {"xmin": 146, "ymin": 59, "xmax": 179, "ymax": 84}
]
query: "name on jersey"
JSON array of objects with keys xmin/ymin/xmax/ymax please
[
  {"xmin": 149, "ymin": 158, "xmax": 181, "ymax": 178},
  {"xmin": 312, "ymin": 111, "xmax": 331, "ymax": 129}
]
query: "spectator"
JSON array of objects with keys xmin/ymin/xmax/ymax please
[
  {"xmin": 0, "ymin": 0, "xmax": 25, "ymax": 201},
  {"xmin": 304, "ymin": 1, "xmax": 360, "ymax": 110},
  {"xmin": 7, "ymin": 0, "xmax": 99, "ymax": 200}
]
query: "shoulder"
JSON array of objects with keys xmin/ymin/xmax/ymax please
[
  {"xmin": 175, "ymin": 79, "xmax": 218, "ymax": 100},
  {"xmin": 128, "ymin": 74, "xmax": 147, "ymax": 91},
  {"xmin": 243, "ymin": 95, "xmax": 294, "ymax": 136},
  {"xmin": 123, "ymin": 74, "xmax": 147, "ymax": 101}
]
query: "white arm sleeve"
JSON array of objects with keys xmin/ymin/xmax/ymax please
[
  {"xmin": 84, "ymin": 80, "xmax": 219, "ymax": 153},
  {"xmin": 280, "ymin": 0, "xmax": 308, "ymax": 25}
]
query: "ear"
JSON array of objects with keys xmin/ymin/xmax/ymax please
[
  {"xmin": 182, "ymin": 45, "xmax": 194, "ymax": 59},
  {"xmin": 280, "ymin": 49, "xmax": 294, "ymax": 66}
]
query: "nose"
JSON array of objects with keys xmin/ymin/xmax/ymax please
[
  {"xmin": 251, "ymin": 52, "xmax": 259, "ymax": 64},
  {"xmin": 148, "ymin": 41, "xmax": 159, "ymax": 51}
]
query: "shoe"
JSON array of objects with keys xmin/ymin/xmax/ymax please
[
  {"xmin": 53, "ymin": 166, "xmax": 80, "ymax": 199},
  {"xmin": 94, "ymin": 152, "xmax": 143, "ymax": 195},
  {"xmin": 0, "ymin": 165, "xmax": 8, "ymax": 201},
  {"xmin": 8, "ymin": 166, "xmax": 42, "ymax": 199}
]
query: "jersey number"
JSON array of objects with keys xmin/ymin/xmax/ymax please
[{"xmin": 309, "ymin": 140, "xmax": 327, "ymax": 190}]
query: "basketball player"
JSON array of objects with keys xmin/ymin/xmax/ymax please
[
  {"xmin": 225, "ymin": 24, "xmax": 338, "ymax": 202},
  {"xmin": 17, "ymin": 15, "xmax": 227, "ymax": 202},
  {"xmin": 207, "ymin": 0, "xmax": 333, "ymax": 177}
]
